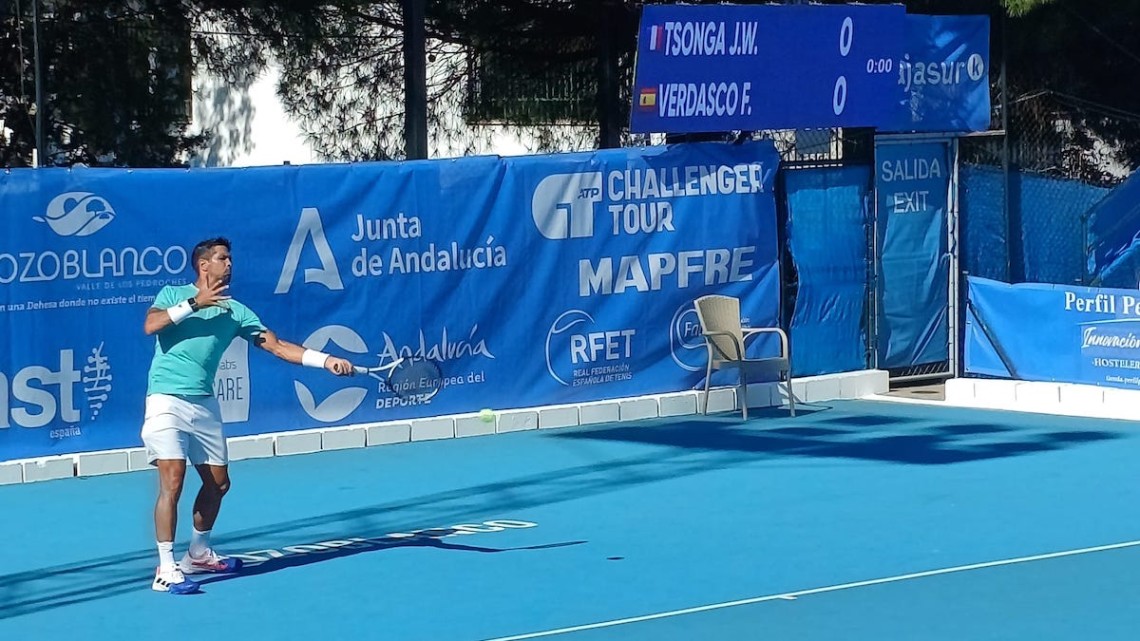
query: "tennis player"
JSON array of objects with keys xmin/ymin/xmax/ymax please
[{"xmin": 141, "ymin": 237, "xmax": 354, "ymax": 594}]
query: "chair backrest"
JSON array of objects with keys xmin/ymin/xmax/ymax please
[{"xmin": 694, "ymin": 295, "xmax": 744, "ymax": 360}]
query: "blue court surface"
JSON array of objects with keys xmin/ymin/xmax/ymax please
[{"xmin": 4, "ymin": 398, "xmax": 1140, "ymax": 640}]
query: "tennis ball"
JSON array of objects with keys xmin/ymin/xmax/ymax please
[{"xmin": 479, "ymin": 408, "xmax": 495, "ymax": 422}]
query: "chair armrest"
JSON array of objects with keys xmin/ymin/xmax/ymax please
[
  {"xmin": 741, "ymin": 327, "xmax": 790, "ymax": 359},
  {"xmin": 701, "ymin": 330, "xmax": 745, "ymax": 361}
]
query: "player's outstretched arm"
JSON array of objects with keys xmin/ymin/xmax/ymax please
[{"xmin": 251, "ymin": 329, "xmax": 355, "ymax": 376}]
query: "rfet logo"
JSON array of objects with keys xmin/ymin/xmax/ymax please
[
  {"xmin": 35, "ymin": 192, "xmax": 116, "ymax": 237},
  {"xmin": 545, "ymin": 309, "xmax": 636, "ymax": 387},
  {"xmin": 531, "ymin": 173, "xmax": 603, "ymax": 240}
]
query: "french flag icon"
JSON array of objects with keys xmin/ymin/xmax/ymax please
[{"xmin": 648, "ymin": 25, "xmax": 663, "ymax": 50}]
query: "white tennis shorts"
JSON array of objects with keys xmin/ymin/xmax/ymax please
[{"xmin": 141, "ymin": 393, "xmax": 227, "ymax": 467}]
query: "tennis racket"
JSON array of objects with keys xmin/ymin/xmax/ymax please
[{"xmin": 353, "ymin": 356, "xmax": 445, "ymax": 401}]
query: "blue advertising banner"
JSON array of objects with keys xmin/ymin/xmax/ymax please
[
  {"xmin": 1084, "ymin": 168, "xmax": 1140, "ymax": 288},
  {"xmin": 875, "ymin": 140, "xmax": 951, "ymax": 368},
  {"xmin": 785, "ymin": 166, "xmax": 871, "ymax": 376},
  {"xmin": 967, "ymin": 276, "xmax": 1140, "ymax": 390},
  {"xmin": 630, "ymin": 3, "xmax": 906, "ymax": 133},
  {"xmin": 887, "ymin": 14, "xmax": 991, "ymax": 133},
  {"xmin": 0, "ymin": 141, "xmax": 781, "ymax": 461}
]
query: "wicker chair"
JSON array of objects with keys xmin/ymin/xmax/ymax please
[{"xmin": 694, "ymin": 294, "xmax": 795, "ymax": 419}]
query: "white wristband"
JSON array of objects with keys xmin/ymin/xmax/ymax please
[
  {"xmin": 302, "ymin": 349, "xmax": 330, "ymax": 369},
  {"xmin": 167, "ymin": 299, "xmax": 194, "ymax": 324}
]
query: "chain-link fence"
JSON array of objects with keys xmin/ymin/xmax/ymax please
[{"xmin": 960, "ymin": 91, "xmax": 1134, "ymax": 287}]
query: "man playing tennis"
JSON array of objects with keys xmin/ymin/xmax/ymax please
[{"xmin": 142, "ymin": 237, "xmax": 354, "ymax": 594}]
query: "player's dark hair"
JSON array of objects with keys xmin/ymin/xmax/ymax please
[{"xmin": 191, "ymin": 237, "xmax": 231, "ymax": 274}]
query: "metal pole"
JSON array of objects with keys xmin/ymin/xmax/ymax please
[
  {"xmin": 870, "ymin": 139, "xmax": 881, "ymax": 371},
  {"xmin": 32, "ymin": 0, "xmax": 44, "ymax": 166},
  {"xmin": 597, "ymin": 0, "xmax": 620, "ymax": 149},
  {"xmin": 403, "ymin": 0, "xmax": 427, "ymax": 160},
  {"xmin": 1000, "ymin": 10, "xmax": 1014, "ymax": 282},
  {"xmin": 949, "ymin": 137, "xmax": 960, "ymax": 377}
]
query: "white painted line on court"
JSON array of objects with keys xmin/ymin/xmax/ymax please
[{"xmin": 482, "ymin": 539, "xmax": 1140, "ymax": 641}]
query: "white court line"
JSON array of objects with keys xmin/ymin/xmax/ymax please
[{"xmin": 483, "ymin": 539, "xmax": 1140, "ymax": 641}]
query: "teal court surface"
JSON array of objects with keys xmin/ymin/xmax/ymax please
[{"xmin": 3, "ymin": 398, "xmax": 1140, "ymax": 640}]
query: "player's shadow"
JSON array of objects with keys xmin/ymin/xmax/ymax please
[
  {"xmin": 195, "ymin": 530, "xmax": 585, "ymax": 587},
  {"xmin": 0, "ymin": 530, "xmax": 584, "ymax": 617}
]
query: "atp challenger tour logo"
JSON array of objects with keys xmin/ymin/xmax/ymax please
[
  {"xmin": 529, "ymin": 164, "xmax": 771, "ymax": 298},
  {"xmin": 0, "ymin": 344, "xmax": 112, "ymax": 439},
  {"xmin": 531, "ymin": 173, "xmax": 604, "ymax": 240}
]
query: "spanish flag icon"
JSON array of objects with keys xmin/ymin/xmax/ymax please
[{"xmin": 639, "ymin": 87, "xmax": 657, "ymax": 109}]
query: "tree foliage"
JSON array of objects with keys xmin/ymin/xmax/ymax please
[
  {"xmin": 0, "ymin": 1, "xmax": 205, "ymax": 167},
  {"xmin": 183, "ymin": 0, "xmax": 637, "ymax": 161},
  {"xmin": 1001, "ymin": 0, "xmax": 1055, "ymax": 16},
  {"xmin": 1004, "ymin": 0, "xmax": 1140, "ymax": 182},
  {"xmin": 0, "ymin": 0, "xmax": 1137, "ymax": 172}
]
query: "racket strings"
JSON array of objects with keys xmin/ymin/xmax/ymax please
[{"xmin": 389, "ymin": 360, "xmax": 444, "ymax": 399}]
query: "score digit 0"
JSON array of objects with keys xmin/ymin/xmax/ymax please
[{"xmin": 834, "ymin": 16, "xmax": 854, "ymax": 116}]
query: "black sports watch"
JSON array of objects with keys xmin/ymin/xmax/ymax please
[{"xmin": 187, "ymin": 296, "xmax": 201, "ymax": 312}]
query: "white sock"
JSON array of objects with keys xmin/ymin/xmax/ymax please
[
  {"xmin": 189, "ymin": 528, "xmax": 211, "ymax": 559},
  {"xmin": 157, "ymin": 541, "xmax": 176, "ymax": 571}
]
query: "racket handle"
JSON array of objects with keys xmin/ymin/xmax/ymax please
[{"xmin": 352, "ymin": 357, "xmax": 405, "ymax": 375}]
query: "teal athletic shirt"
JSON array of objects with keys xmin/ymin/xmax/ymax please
[{"xmin": 147, "ymin": 284, "xmax": 266, "ymax": 397}]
